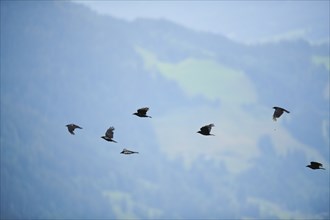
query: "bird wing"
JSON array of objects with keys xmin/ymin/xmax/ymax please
[
  {"xmin": 273, "ymin": 108, "xmax": 284, "ymax": 119},
  {"xmin": 66, "ymin": 124, "xmax": 82, "ymax": 134},
  {"xmin": 200, "ymin": 126, "xmax": 209, "ymax": 134},
  {"xmin": 122, "ymin": 148, "xmax": 138, "ymax": 154},
  {"xmin": 106, "ymin": 127, "xmax": 114, "ymax": 138},
  {"xmin": 206, "ymin": 124, "xmax": 214, "ymax": 131},
  {"xmin": 73, "ymin": 124, "xmax": 82, "ymax": 129},
  {"xmin": 67, "ymin": 127, "xmax": 75, "ymax": 134},
  {"xmin": 311, "ymin": 161, "xmax": 322, "ymax": 167},
  {"xmin": 200, "ymin": 124, "xmax": 214, "ymax": 133},
  {"xmin": 137, "ymin": 107, "xmax": 149, "ymax": 115},
  {"xmin": 66, "ymin": 124, "xmax": 75, "ymax": 134},
  {"xmin": 283, "ymin": 108, "xmax": 290, "ymax": 114},
  {"xmin": 274, "ymin": 106, "xmax": 289, "ymax": 114}
]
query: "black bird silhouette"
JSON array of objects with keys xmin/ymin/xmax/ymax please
[
  {"xmin": 66, "ymin": 124, "xmax": 82, "ymax": 135},
  {"xmin": 101, "ymin": 127, "xmax": 117, "ymax": 143},
  {"xmin": 197, "ymin": 124, "xmax": 215, "ymax": 136},
  {"xmin": 306, "ymin": 161, "xmax": 325, "ymax": 170},
  {"xmin": 120, "ymin": 148, "xmax": 139, "ymax": 155},
  {"xmin": 273, "ymin": 106, "xmax": 290, "ymax": 121},
  {"xmin": 133, "ymin": 107, "xmax": 152, "ymax": 118}
]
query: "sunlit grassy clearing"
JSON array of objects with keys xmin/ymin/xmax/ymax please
[
  {"xmin": 135, "ymin": 46, "xmax": 257, "ymax": 104},
  {"xmin": 102, "ymin": 190, "xmax": 163, "ymax": 219},
  {"xmin": 312, "ymin": 56, "xmax": 330, "ymax": 71}
]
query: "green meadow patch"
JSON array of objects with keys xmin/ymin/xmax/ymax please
[
  {"xmin": 312, "ymin": 56, "xmax": 330, "ymax": 71},
  {"xmin": 135, "ymin": 46, "xmax": 257, "ymax": 104}
]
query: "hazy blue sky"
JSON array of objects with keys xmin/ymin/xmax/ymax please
[{"xmin": 75, "ymin": 0, "xmax": 330, "ymax": 44}]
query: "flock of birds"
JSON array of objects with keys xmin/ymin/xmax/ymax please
[{"xmin": 65, "ymin": 106, "xmax": 325, "ymax": 170}]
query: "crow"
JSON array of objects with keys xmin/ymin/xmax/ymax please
[
  {"xmin": 120, "ymin": 148, "xmax": 139, "ymax": 155},
  {"xmin": 133, "ymin": 107, "xmax": 152, "ymax": 118},
  {"xmin": 197, "ymin": 124, "xmax": 215, "ymax": 136},
  {"xmin": 306, "ymin": 161, "xmax": 325, "ymax": 170},
  {"xmin": 273, "ymin": 106, "xmax": 290, "ymax": 121},
  {"xmin": 101, "ymin": 127, "xmax": 117, "ymax": 143},
  {"xmin": 66, "ymin": 124, "xmax": 82, "ymax": 135}
]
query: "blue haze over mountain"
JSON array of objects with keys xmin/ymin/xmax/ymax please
[
  {"xmin": 76, "ymin": 1, "xmax": 330, "ymax": 44},
  {"xmin": 1, "ymin": 1, "xmax": 329, "ymax": 219}
]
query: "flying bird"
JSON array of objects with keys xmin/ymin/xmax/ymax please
[
  {"xmin": 120, "ymin": 148, "xmax": 139, "ymax": 155},
  {"xmin": 272, "ymin": 106, "xmax": 290, "ymax": 121},
  {"xmin": 133, "ymin": 107, "xmax": 152, "ymax": 118},
  {"xmin": 66, "ymin": 124, "xmax": 82, "ymax": 135},
  {"xmin": 101, "ymin": 127, "xmax": 117, "ymax": 143},
  {"xmin": 306, "ymin": 161, "xmax": 325, "ymax": 170},
  {"xmin": 197, "ymin": 124, "xmax": 215, "ymax": 136}
]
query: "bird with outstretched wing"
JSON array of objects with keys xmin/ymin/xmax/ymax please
[
  {"xmin": 121, "ymin": 148, "xmax": 139, "ymax": 155},
  {"xmin": 273, "ymin": 106, "xmax": 290, "ymax": 121},
  {"xmin": 101, "ymin": 127, "xmax": 117, "ymax": 143},
  {"xmin": 197, "ymin": 124, "xmax": 215, "ymax": 136},
  {"xmin": 66, "ymin": 124, "xmax": 82, "ymax": 135},
  {"xmin": 133, "ymin": 107, "xmax": 152, "ymax": 118},
  {"xmin": 307, "ymin": 161, "xmax": 325, "ymax": 170}
]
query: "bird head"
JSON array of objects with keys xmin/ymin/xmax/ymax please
[{"xmin": 133, "ymin": 113, "xmax": 138, "ymax": 116}]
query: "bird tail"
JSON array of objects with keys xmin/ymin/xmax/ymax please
[{"xmin": 273, "ymin": 117, "xmax": 277, "ymax": 121}]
